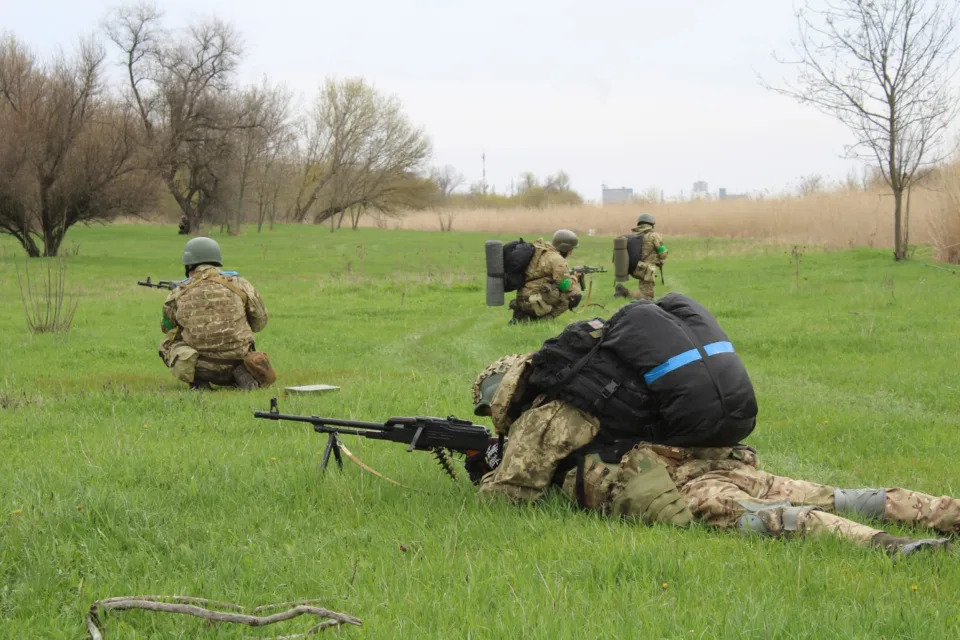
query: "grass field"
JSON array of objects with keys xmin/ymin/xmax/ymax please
[{"xmin": 2, "ymin": 224, "xmax": 959, "ymax": 638}]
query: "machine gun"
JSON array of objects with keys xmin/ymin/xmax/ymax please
[
  {"xmin": 137, "ymin": 277, "xmax": 183, "ymax": 290},
  {"xmin": 253, "ymin": 398, "xmax": 496, "ymax": 481}
]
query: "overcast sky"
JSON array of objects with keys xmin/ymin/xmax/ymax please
[{"xmin": 7, "ymin": 0, "xmax": 956, "ymax": 201}]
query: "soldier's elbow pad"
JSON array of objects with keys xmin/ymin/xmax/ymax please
[{"xmin": 568, "ymin": 293, "xmax": 582, "ymax": 309}]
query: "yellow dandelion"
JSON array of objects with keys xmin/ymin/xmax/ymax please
[
  {"xmin": 911, "ymin": 585, "xmax": 919, "ymax": 591},
  {"xmin": 76, "ymin": 505, "xmax": 83, "ymax": 511},
  {"xmin": 662, "ymin": 582, "xmax": 669, "ymax": 590},
  {"xmin": 270, "ymin": 457, "xmax": 278, "ymax": 462},
  {"xmin": 12, "ymin": 509, "xmax": 23, "ymax": 516}
]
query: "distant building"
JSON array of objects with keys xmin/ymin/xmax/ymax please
[
  {"xmin": 719, "ymin": 187, "xmax": 747, "ymax": 201},
  {"xmin": 602, "ymin": 185, "xmax": 633, "ymax": 206},
  {"xmin": 692, "ymin": 181, "xmax": 709, "ymax": 200}
]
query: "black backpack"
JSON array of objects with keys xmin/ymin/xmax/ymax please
[
  {"xmin": 502, "ymin": 239, "xmax": 536, "ymax": 292},
  {"xmin": 528, "ymin": 319, "xmax": 659, "ymax": 441},
  {"xmin": 626, "ymin": 231, "xmax": 651, "ymax": 274},
  {"xmin": 527, "ymin": 293, "xmax": 756, "ymax": 447}
]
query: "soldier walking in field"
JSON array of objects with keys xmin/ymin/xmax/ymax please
[
  {"xmin": 468, "ymin": 300, "xmax": 955, "ymax": 557},
  {"xmin": 508, "ymin": 229, "xmax": 583, "ymax": 324},
  {"xmin": 158, "ymin": 237, "xmax": 273, "ymax": 390},
  {"xmin": 615, "ymin": 213, "xmax": 668, "ymax": 301}
]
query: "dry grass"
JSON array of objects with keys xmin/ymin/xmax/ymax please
[
  {"xmin": 378, "ymin": 187, "xmax": 946, "ymax": 249},
  {"xmin": 931, "ymin": 164, "xmax": 960, "ymax": 263}
]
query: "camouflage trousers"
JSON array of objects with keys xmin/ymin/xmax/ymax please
[
  {"xmin": 159, "ymin": 339, "xmax": 242, "ymax": 386},
  {"xmin": 572, "ymin": 445, "xmax": 960, "ymax": 545},
  {"xmin": 620, "ymin": 281, "xmax": 655, "ymax": 301},
  {"xmin": 681, "ymin": 467, "xmax": 960, "ymax": 541},
  {"xmin": 510, "ymin": 281, "xmax": 574, "ymax": 321}
]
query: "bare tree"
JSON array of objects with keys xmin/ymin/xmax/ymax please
[
  {"xmin": 225, "ymin": 82, "xmax": 291, "ymax": 234},
  {"xmin": 430, "ymin": 165, "xmax": 463, "ymax": 231},
  {"xmin": 290, "ymin": 78, "xmax": 431, "ymax": 226},
  {"xmin": 0, "ymin": 35, "xmax": 152, "ymax": 256},
  {"xmin": 797, "ymin": 173, "xmax": 826, "ymax": 197},
  {"xmin": 768, "ymin": 0, "xmax": 960, "ymax": 260},
  {"xmin": 430, "ymin": 165, "xmax": 464, "ymax": 200},
  {"xmin": 107, "ymin": 3, "xmax": 248, "ymax": 234}
]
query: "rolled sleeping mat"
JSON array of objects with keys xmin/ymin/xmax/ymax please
[
  {"xmin": 485, "ymin": 240, "xmax": 505, "ymax": 306},
  {"xmin": 614, "ymin": 236, "xmax": 630, "ymax": 282}
]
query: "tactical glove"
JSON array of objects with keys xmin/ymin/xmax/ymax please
[{"xmin": 464, "ymin": 441, "xmax": 506, "ymax": 485}]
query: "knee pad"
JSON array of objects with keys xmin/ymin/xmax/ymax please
[
  {"xmin": 834, "ymin": 488, "xmax": 886, "ymax": 519},
  {"xmin": 735, "ymin": 503, "xmax": 818, "ymax": 536},
  {"xmin": 736, "ymin": 513, "xmax": 772, "ymax": 535}
]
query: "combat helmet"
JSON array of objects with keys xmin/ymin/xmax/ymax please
[
  {"xmin": 473, "ymin": 354, "xmax": 525, "ymax": 416},
  {"xmin": 182, "ymin": 237, "xmax": 223, "ymax": 267},
  {"xmin": 635, "ymin": 213, "xmax": 656, "ymax": 227},
  {"xmin": 551, "ymin": 229, "xmax": 579, "ymax": 254}
]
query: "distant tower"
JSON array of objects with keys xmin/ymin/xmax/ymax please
[{"xmin": 481, "ymin": 152, "xmax": 487, "ymax": 195}]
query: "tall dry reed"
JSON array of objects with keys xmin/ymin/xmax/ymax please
[
  {"xmin": 379, "ymin": 188, "xmax": 942, "ymax": 249},
  {"xmin": 931, "ymin": 164, "xmax": 960, "ymax": 264}
]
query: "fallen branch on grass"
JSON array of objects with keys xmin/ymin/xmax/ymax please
[{"xmin": 85, "ymin": 595, "xmax": 362, "ymax": 639}]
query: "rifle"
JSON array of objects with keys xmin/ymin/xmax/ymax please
[
  {"xmin": 137, "ymin": 276, "xmax": 184, "ymax": 290},
  {"xmin": 253, "ymin": 398, "xmax": 496, "ymax": 481},
  {"xmin": 570, "ymin": 265, "xmax": 608, "ymax": 275}
]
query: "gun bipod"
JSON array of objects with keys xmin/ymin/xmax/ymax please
[{"xmin": 320, "ymin": 431, "xmax": 344, "ymax": 472}]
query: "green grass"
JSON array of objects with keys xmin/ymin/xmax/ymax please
[{"xmin": 1, "ymin": 224, "xmax": 959, "ymax": 638}]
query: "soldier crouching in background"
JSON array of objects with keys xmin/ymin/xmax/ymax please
[
  {"xmin": 158, "ymin": 237, "xmax": 274, "ymax": 390},
  {"xmin": 509, "ymin": 229, "xmax": 583, "ymax": 324},
  {"xmin": 615, "ymin": 213, "xmax": 667, "ymax": 301}
]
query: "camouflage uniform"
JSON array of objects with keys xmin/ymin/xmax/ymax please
[
  {"xmin": 159, "ymin": 265, "xmax": 268, "ymax": 386},
  {"xmin": 509, "ymin": 239, "xmax": 582, "ymax": 322},
  {"xmin": 478, "ymin": 359, "xmax": 960, "ymax": 546},
  {"xmin": 621, "ymin": 223, "xmax": 667, "ymax": 301}
]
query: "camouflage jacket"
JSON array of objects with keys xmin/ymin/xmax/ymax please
[
  {"xmin": 525, "ymin": 239, "xmax": 576, "ymax": 285},
  {"xmin": 630, "ymin": 223, "xmax": 668, "ymax": 269},
  {"xmin": 161, "ymin": 265, "xmax": 268, "ymax": 359}
]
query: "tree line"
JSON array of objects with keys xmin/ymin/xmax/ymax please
[{"xmin": 0, "ymin": 4, "xmax": 585, "ymax": 257}]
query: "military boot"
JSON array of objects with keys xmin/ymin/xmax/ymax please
[
  {"xmin": 871, "ymin": 533, "xmax": 951, "ymax": 557},
  {"xmin": 232, "ymin": 364, "xmax": 260, "ymax": 390},
  {"xmin": 614, "ymin": 284, "xmax": 630, "ymax": 298}
]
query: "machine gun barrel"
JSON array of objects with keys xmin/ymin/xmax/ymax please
[{"xmin": 254, "ymin": 398, "xmax": 494, "ymax": 480}]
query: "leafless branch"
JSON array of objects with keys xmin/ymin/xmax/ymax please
[
  {"xmin": 764, "ymin": 0, "xmax": 960, "ymax": 260},
  {"xmin": 84, "ymin": 595, "xmax": 362, "ymax": 639}
]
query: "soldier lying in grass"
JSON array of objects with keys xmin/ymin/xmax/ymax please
[{"xmin": 467, "ymin": 300, "xmax": 955, "ymax": 558}]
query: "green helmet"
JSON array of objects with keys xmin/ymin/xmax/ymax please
[
  {"xmin": 636, "ymin": 213, "xmax": 656, "ymax": 226},
  {"xmin": 472, "ymin": 354, "xmax": 525, "ymax": 416},
  {"xmin": 182, "ymin": 237, "xmax": 222, "ymax": 266},
  {"xmin": 551, "ymin": 229, "xmax": 579, "ymax": 253},
  {"xmin": 474, "ymin": 373, "xmax": 505, "ymax": 417}
]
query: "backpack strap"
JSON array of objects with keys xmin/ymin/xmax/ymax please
[
  {"xmin": 178, "ymin": 270, "xmax": 248, "ymax": 305},
  {"xmin": 209, "ymin": 275, "xmax": 248, "ymax": 305}
]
